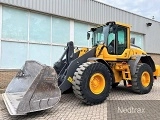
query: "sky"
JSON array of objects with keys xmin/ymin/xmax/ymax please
[{"xmin": 97, "ymin": 0, "xmax": 160, "ymax": 22}]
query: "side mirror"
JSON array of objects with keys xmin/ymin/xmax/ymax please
[
  {"xmin": 130, "ymin": 38, "xmax": 135, "ymax": 44},
  {"xmin": 87, "ymin": 32, "xmax": 90, "ymax": 40}
]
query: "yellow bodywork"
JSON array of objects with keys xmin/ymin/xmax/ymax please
[
  {"xmin": 154, "ymin": 65, "xmax": 160, "ymax": 77},
  {"xmin": 95, "ymin": 44, "xmax": 146, "ymax": 82},
  {"xmin": 96, "ymin": 44, "xmax": 147, "ymax": 61},
  {"xmin": 79, "ymin": 43, "xmax": 160, "ymax": 83},
  {"xmin": 78, "ymin": 21, "xmax": 160, "ymax": 84},
  {"xmin": 78, "ymin": 47, "xmax": 89, "ymax": 57}
]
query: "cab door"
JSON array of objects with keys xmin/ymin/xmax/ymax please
[{"xmin": 107, "ymin": 25, "xmax": 128, "ymax": 55}]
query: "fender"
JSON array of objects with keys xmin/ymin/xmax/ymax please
[
  {"xmin": 87, "ymin": 57, "xmax": 115, "ymax": 84},
  {"xmin": 128, "ymin": 55, "xmax": 156, "ymax": 76}
]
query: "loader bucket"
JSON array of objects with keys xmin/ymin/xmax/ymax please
[{"xmin": 2, "ymin": 61, "xmax": 61, "ymax": 115}]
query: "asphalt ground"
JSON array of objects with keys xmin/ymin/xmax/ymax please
[{"xmin": 0, "ymin": 78, "xmax": 160, "ymax": 120}]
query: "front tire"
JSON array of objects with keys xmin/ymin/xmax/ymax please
[
  {"xmin": 72, "ymin": 62, "xmax": 111, "ymax": 105},
  {"xmin": 132, "ymin": 63, "xmax": 153, "ymax": 94}
]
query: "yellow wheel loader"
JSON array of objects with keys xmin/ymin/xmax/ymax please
[{"xmin": 2, "ymin": 21, "xmax": 160, "ymax": 115}]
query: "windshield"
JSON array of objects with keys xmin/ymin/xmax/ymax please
[{"xmin": 92, "ymin": 25, "xmax": 110, "ymax": 46}]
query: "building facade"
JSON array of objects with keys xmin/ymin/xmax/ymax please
[{"xmin": 0, "ymin": 0, "xmax": 160, "ymax": 70}]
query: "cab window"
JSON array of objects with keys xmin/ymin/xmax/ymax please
[
  {"xmin": 117, "ymin": 27, "xmax": 127, "ymax": 55},
  {"xmin": 107, "ymin": 25, "xmax": 127, "ymax": 55}
]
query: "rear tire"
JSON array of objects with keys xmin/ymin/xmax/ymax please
[
  {"xmin": 132, "ymin": 63, "xmax": 153, "ymax": 94},
  {"xmin": 72, "ymin": 62, "xmax": 111, "ymax": 105}
]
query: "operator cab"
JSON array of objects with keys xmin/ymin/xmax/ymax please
[{"xmin": 88, "ymin": 22, "xmax": 128, "ymax": 55}]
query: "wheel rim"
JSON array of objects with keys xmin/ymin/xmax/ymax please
[
  {"xmin": 141, "ymin": 71, "xmax": 150, "ymax": 87},
  {"xmin": 89, "ymin": 73, "xmax": 105, "ymax": 94}
]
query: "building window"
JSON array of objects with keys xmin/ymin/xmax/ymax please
[
  {"xmin": 130, "ymin": 33, "xmax": 144, "ymax": 49},
  {"xmin": 29, "ymin": 44, "xmax": 51, "ymax": 65},
  {"xmin": 52, "ymin": 46, "xmax": 65, "ymax": 63},
  {"xmin": 0, "ymin": 6, "xmax": 95, "ymax": 68},
  {"xmin": 29, "ymin": 12, "xmax": 51, "ymax": 43},
  {"xmin": 2, "ymin": 6, "xmax": 28, "ymax": 40},
  {"xmin": 74, "ymin": 22, "xmax": 89, "ymax": 47},
  {"xmin": 52, "ymin": 17, "xmax": 70, "ymax": 44},
  {"xmin": 1, "ymin": 41, "xmax": 27, "ymax": 68}
]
